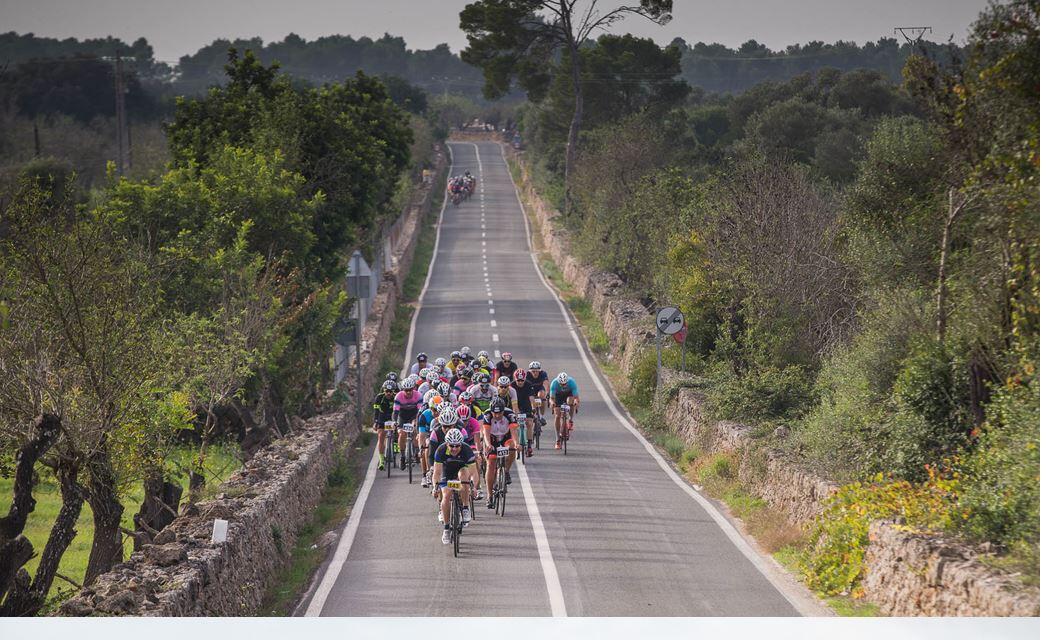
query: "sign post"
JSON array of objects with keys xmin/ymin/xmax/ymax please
[{"xmin": 654, "ymin": 306, "xmax": 685, "ymax": 398}]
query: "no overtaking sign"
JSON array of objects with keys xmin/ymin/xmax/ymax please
[{"xmin": 655, "ymin": 306, "xmax": 685, "ymax": 335}]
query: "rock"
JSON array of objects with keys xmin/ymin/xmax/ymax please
[
  {"xmin": 99, "ymin": 590, "xmax": 137, "ymax": 614},
  {"xmin": 153, "ymin": 529, "xmax": 176, "ymax": 545},
  {"xmin": 145, "ymin": 543, "xmax": 188, "ymax": 567},
  {"xmin": 317, "ymin": 531, "xmax": 339, "ymax": 549}
]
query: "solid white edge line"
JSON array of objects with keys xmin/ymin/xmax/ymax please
[
  {"xmin": 304, "ymin": 144, "xmax": 456, "ymax": 617},
  {"xmin": 472, "ymin": 141, "xmax": 568, "ymax": 617},
  {"xmin": 493, "ymin": 141, "xmax": 818, "ymax": 617}
]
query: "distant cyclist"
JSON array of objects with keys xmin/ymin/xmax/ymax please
[
  {"xmin": 512, "ymin": 369, "xmax": 537, "ymax": 457},
  {"xmin": 409, "ymin": 352, "xmax": 429, "ymax": 376},
  {"xmin": 494, "ymin": 351, "xmax": 518, "ymax": 381},
  {"xmin": 481, "ymin": 399, "xmax": 519, "ymax": 506},
  {"xmin": 393, "ymin": 379, "xmax": 424, "ymax": 469},
  {"xmin": 467, "ymin": 373, "xmax": 496, "ymax": 413},
  {"xmin": 550, "ymin": 372, "xmax": 579, "ymax": 450}
]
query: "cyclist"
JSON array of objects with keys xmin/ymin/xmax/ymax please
[
  {"xmin": 527, "ymin": 361, "xmax": 550, "ymax": 426},
  {"xmin": 482, "ymin": 399, "xmax": 519, "ymax": 506},
  {"xmin": 433, "ymin": 357, "xmax": 453, "ymax": 380},
  {"xmin": 495, "ymin": 375, "xmax": 519, "ymax": 414},
  {"xmin": 393, "ymin": 378, "xmax": 424, "ymax": 469},
  {"xmin": 474, "ymin": 354, "xmax": 491, "ymax": 377},
  {"xmin": 417, "ymin": 394, "xmax": 445, "ymax": 486},
  {"xmin": 385, "ymin": 371, "xmax": 400, "ymax": 384},
  {"xmin": 427, "ymin": 406, "xmax": 457, "ymax": 486},
  {"xmin": 409, "ymin": 352, "xmax": 429, "ymax": 376},
  {"xmin": 467, "ymin": 373, "xmax": 496, "ymax": 413},
  {"xmin": 459, "ymin": 346, "xmax": 474, "ymax": 366},
  {"xmin": 453, "ymin": 364, "xmax": 472, "ymax": 395},
  {"xmin": 550, "ymin": 372, "xmax": 579, "ymax": 450},
  {"xmin": 512, "ymin": 369, "xmax": 537, "ymax": 457},
  {"xmin": 432, "ymin": 427, "xmax": 480, "ymax": 543},
  {"xmin": 494, "ymin": 351, "xmax": 518, "ymax": 381},
  {"xmin": 372, "ymin": 379, "xmax": 397, "ymax": 470},
  {"xmin": 419, "ymin": 370, "xmax": 441, "ymax": 396}
]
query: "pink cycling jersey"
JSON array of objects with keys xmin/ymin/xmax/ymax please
[{"xmin": 394, "ymin": 390, "xmax": 423, "ymax": 417}]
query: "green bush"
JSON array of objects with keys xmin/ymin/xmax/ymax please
[
  {"xmin": 704, "ymin": 362, "xmax": 813, "ymax": 425},
  {"xmin": 954, "ymin": 377, "xmax": 1039, "ymax": 553}
]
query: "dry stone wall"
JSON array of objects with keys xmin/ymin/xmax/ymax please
[
  {"xmin": 59, "ymin": 149, "xmax": 447, "ymax": 617},
  {"xmin": 505, "ymin": 146, "xmax": 1038, "ymax": 617}
]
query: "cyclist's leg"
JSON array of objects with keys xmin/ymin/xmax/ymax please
[
  {"xmin": 440, "ymin": 486, "xmax": 453, "ymax": 525},
  {"xmin": 374, "ymin": 423, "xmax": 386, "ymax": 465},
  {"xmin": 485, "ymin": 450, "xmax": 496, "ymax": 500}
]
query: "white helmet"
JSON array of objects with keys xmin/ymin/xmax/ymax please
[
  {"xmin": 400, "ymin": 379, "xmax": 415, "ymax": 391},
  {"xmin": 529, "ymin": 361, "xmax": 542, "ymax": 370},
  {"xmin": 444, "ymin": 426, "xmax": 465, "ymax": 443},
  {"xmin": 460, "ymin": 346, "xmax": 471, "ymax": 356},
  {"xmin": 427, "ymin": 371, "xmax": 440, "ymax": 383},
  {"xmin": 423, "ymin": 389, "xmax": 438, "ymax": 404},
  {"xmin": 556, "ymin": 372, "xmax": 569, "ymax": 384},
  {"xmin": 439, "ymin": 411, "xmax": 459, "ymax": 428},
  {"xmin": 437, "ymin": 401, "xmax": 453, "ymax": 414},
  {"xmin": 477, "ymin": 350, "xmax": 490, "ymax": 360},
  {"xmin": 434, "ymin": 357, "xmax": 447, "ymax": 368}
]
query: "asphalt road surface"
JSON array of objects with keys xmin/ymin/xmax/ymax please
[{"xmin": 306, "ymin": 141, "xmax": 812, "ymax": 617}]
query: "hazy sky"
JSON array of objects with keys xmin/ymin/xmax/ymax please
[{"xmin": 1, "ymin": 0, "xmax": 988, "ymax": 63}]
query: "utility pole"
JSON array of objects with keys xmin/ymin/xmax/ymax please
[
  {"xmin": 114, "ymin": 54, "xmax": 128, "ymax": 176},
  {"xmin": 894, "ymin": 27, "xmax": 932, "ymax": 46}
]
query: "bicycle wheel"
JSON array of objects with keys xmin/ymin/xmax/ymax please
[
  {"xmin": 407, "ymin": 439, "xmax": 414, "ymax": 484},
  {"xmin": 519, "ymin": 427, "xmax": 527, "ymax": 466},
  {"xmin": 496, "ymin": 465, "xmax": 507, "ymax": 517},
  {"xmin": 385, "ymin": 435, "xmax": 393, "ymax": 477},
  {"xmin": 451, "ymin": 495, "xmax": 461, "ymax": 557}
]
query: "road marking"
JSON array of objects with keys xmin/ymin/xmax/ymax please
[
  {"xmin": 482, "ymin": 232, "xmax": 486, "ymax": 238},
  {"xmin": 490, "ymin": 319, "xmax": 497, "ymax": 328},
  {"xmin": 489, "ymin": 308, "xmax": 495, "ymax": 314},
  {"xmin": 495, "ymin": 141, "xmax": 813, "ymax": 617},
  {"xmin": 471, "ymin": 142, "xmax": 566, "ymax": 617},
  {"xmin": 488, "ymin": 299, "xmax": 493, "ymax": 305},
  {"xmin": 305, "ymin": 144, "xmax": 456, "ymax": 618}
]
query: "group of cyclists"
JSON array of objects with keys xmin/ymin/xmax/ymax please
[
  {"xmin": 372, "ymin": 348, "xmax": 581, "ymax": 545},
  {"xmin": 447, "ymin": 171, "xmax": 476, "ymax": 205}
]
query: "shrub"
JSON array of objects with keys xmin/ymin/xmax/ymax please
[
  {"xmin": 704, "ymin": 363, "xmax": 813, "ymax": 425},
  {"xmin": 801, "ymin": 466, "xmax": 961, "ymax": 596}
]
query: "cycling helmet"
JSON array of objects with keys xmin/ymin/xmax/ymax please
[
  {"xmin": 476, "ymin": 355, "xmax": 489, "ymax": 367},
  {"xmin": 434, "ymin": 357, "xmax": 447, "ymax": 369},
  {"xmin": 444, "ymin": 427, "xmax": 465, "ymax": 444},
  {"xmin": 437, "ymin": 381, "xmax": 451, "ymax": 397},
  {"xmin": 382, "ymin": 380, "xmax": 397, "ymax": 391},
  {"xmin": 427, "ymin": 371, "xmax": 440, "ymax": 383},
  {"xmin": 460, "ymin": 346, "xmax": 471, "ymax": 356},
  {"xmin": 423, "ymin": 389, "xmax": 438, "ymax": 404},
  {"xmin": 477, "ymin": 350, "xmax": 490, "ymax": 360},
  {"xmin": 458, "ymin": 391, "xmax": 473, "ymax": 404},
  {"xmin": 456, "ymin": 404, "xmax": 471, "ymax": 419},
  {"xmin": 408, "ymin": 374, "xmax": 420, "ymax": 386},
  {"xmin": 556, "ymin": 372, "xmax": 569, "ymax": 384},
  {"xmin": 478, "ymin": 373, "xmax": 491, "ymax": 385},
  {"xmin": 451, "ymin": 351, "xmax": 462, "ymax": 360},
  {"xmin": 460, "ymin": 365, "xmax": 473, "ymax": 378},
  {"xmin": 502, "ymin": 351, "xmax": 512, "ymax": 361},
  {"xmin": 528, "ymin": 361, "xmax": 541, "ymax": 370},
  {"xmin": 437, "ymin": 401, "xmax": 453, "ymax": 414},
  {"xmin": 513, "ymin": 369, "xmax": 527, "ymax": 381},
  {"xmin": 490, "ymin": 399, "xmax": 506, "ymax": 414},
  {"xmin": 386, "ymin": 371, "xmax": 400, "ymax": 381},
  {"xmin": 399, "ymin": 379, "xmax": 414, "ymax": 391},
  {"xmin": 416, "ymin": 352, "xmax": 428, "ymax": 362},
  {"xmin": 497, "ymin": 376, "xmax": 511, "ymax": 387},
  {"xmin": 439, "ymin": 410, "xmax": 459, "ymax": 427}
]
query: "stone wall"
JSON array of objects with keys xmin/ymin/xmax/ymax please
[
  {"xmin": 505, "ymin": 146, "xmax": 1039, "ymax": 617},
  {"xmin": 60, "ymin": 149, "xmax": 447, "ymax": 617}
]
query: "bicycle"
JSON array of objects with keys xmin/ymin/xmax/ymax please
[
  {"xmin": 491, "ymin": 445, "xmax": 510, "ymax": 517},
  {"xmin": 516, "ymin": 414, "xmax": 529, "ymax": 466},
  {"xmin": 531, "ymin": 398, "xmax": 544, "ymax": 449},
  {"xmin": 383, "ymin": 420, "xmax": 396, "ymax": 477},
  {"xmin": 401, "ymin": 421, "xmax": 417, "ymax": 484},
  {"xmin": 557, "ymin": 404, "xmax": 572, "ymax": 455},
  {"xmin": 445, "ymin": 479, "xmax": 474, "ymax": 557}
]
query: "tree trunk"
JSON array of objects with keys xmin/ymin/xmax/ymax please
[
  {"xmin": 133, "ymin": 471, "xmax": 181, "ymax": 551},
  {"xmin": 936, "ymin": 189, "xmax": 958, "ymax": 343},
  {"xmin": 235, "ymin": 397, "xmax": 269, "ymax": 460},
  {"xmin": 563, "ymin": 40, "xmax": 584, "ymax": 215},
  {"xmin": 1, "ymin": 460, "xmax": 84, "ymax": 616},
  {"xmin": 83, "ymin": 450, "xmax": 124, "ymax": 586},
  {"xmin": 0, "ymin": 414, "xmax": 62, "ymax": 606}
]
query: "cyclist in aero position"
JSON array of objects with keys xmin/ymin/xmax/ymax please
[
  {"xmin": 550, "ymin": 372, "xmax": 580, "ymax": 450},
  {"xmin": 482, "ymin": 399, "xmax": 519, "ymax": 506},
  {"xmin": 393, "ymin": 379, "xmax": 424, "ymax": 469},
  {"xmin": 432, "ymin": 427, "xmax": 480, "ymax": 544},
  {"xmin": 527, "ymin": 361, "xmax": 550, "ymax": 426},
  {"xmin": 372, "ymin": 379, "xmax": 397, "ymax": 470}
]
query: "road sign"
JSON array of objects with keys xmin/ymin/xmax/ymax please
[{"xmin": 655, "ymin": 306, "xmax": 685, "ymax": 335}]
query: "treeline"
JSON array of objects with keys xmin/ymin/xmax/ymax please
[
  {"xmin": 0, "ymin": 50, "xmax": 425, "ymax": 614},
  {"xmin": 513, "ymin": 1, "xmax": 1037, "ymax": 591},
  {"xmin": 674, "ymin": 37, "xmax": 963, "ymax": 94}
]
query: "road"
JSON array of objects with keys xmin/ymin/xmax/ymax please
[{"xmin": 306, "ymin": 140, "xmax": 813, "ymax": 617}]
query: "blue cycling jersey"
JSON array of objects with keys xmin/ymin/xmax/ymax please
[
  {"xmin": 418, "ymin": 408, "xmax": 434, "ymax": 433},
  {"xmin": 550, "ymin": 377, "xmax": 578, "ymax": 398}
]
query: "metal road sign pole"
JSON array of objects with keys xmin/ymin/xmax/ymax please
[
  {"xmin": 655, "ymin": 332, "xmax": 663, "ymax": 398},
  {"xmin": 654, "ymin": 306, "xmax": 686, "ymax": 397},
  {"xmin": 353, "ymin": 251, "xmax": 364, "ymax": 432}
]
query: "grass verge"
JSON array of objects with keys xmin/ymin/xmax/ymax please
[{"xmin": 260, "ymin": 431, "xmax": 373, "ymax": 615}]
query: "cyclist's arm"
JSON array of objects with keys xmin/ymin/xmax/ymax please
[
  {"xmin": 431, "ymin": 461, "xmax": 443, "ymax": 495},
  {"xmin": 509, "ymin": 420, "xmax": 520, "ymax": 448},
  {"xmin": 482, "ymin": 424, "xmax": 493, "ymax": 450}
]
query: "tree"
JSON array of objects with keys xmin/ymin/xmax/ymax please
[{"xmin": 460, "ymin": 0, "xmax": 673, "ymax": 211}]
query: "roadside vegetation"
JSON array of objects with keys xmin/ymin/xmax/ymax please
[{"xmin": 477, "ymin": 0, "xmax": 1039, "ymax": 595}]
